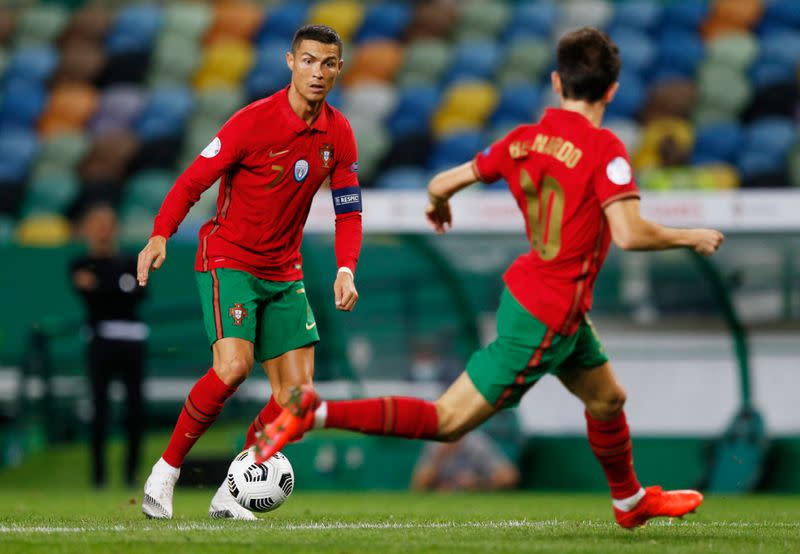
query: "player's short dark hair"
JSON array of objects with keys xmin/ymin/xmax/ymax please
[
  {"xmin": 556, "ymin": 27, "xmax": 621, "ymax": 102},
  {"xmin": 291, "ymin": 24, "xmax": 343, "ymax": 56}
]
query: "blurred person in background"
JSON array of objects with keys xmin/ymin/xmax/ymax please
[
  {"xmin": 136, "ymin": 24, "xmax": 362, "ymax": 520},
  {"xmin": 260, "ymin": 27, "xmax": 724, "ymax": 529},
  {"xmin": 411, "ymin": 430, "xmax": 520, "ymax": 492},
  {"xmin": 70, "ymin": 202, "xmax": 147, "ymax": 489}
]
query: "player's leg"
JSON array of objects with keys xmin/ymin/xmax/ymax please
[
  {"xmin": 143, "ymin": 269, "xmax": 257, "ymax": 519},
  {"xmin": 87, "ymin": 339, "xmax": 110, "ymax": 488},
  {"xmin": 558, "ymin": 319, "xmax": 702, "ymax": 527}
]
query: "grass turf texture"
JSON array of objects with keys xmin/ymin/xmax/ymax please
[{"xmin": 1, "ymin": 429, "xmax": 799, "ymax": 553}]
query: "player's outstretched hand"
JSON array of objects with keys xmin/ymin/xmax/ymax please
[
  {"xmin": 425, "ymin": 193, "xmax": 452, "ymax": 234},
  {"xmin": 137, "ymin": 235, "xmax": 167, "ymax": 287},
  {"xmin": 334, "ymin": 270, "xmax": 358, "ymax": 311},
  {"xmin": 690, "ymin": 228, "xmax": 724, "ymax": 256}
]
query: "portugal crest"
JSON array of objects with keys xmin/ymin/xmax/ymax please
[
  {"xmin": 320, "ymin": 143, "xmax": 334, "ymax": 168},
  {"xmin": 229, "ymin": 303, "xmax": 248, "ymax": 326}
]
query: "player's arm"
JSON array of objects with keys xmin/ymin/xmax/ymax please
[
  {"xmin": 137, "ymin": 115, "xmax": 250, "ymax": 286},
  {"xmin": 330, "ymin": 123, "xmax": 363, "ymax": 311},
  {"xmin": 604, "ymin": 199, "xmax": 723, "ymax": 256},
  {"xmin": 425, "ymin": 162, "xmax": 480, "ymax": 234}
]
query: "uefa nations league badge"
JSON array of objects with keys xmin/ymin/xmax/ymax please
[{"xmin": 294, "ymin": 159, "xmax": 309, "ymax": 182}]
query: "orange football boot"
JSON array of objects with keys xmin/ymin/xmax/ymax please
[
  {"xmin": 614, "ymin": 486, "xmax": 704, "ymax": 529},
  {"xmin": 254, "ymin": 385, "xmax": 319, "ymax": 463}
]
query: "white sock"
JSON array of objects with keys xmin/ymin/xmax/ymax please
[
  {"xmin": 154, "ymin": 457, "xmax": 180, "ymax": 476},
  {"xmin": 612, "ymin": 487, "xmax": 646, "ymax": 512},
  {"xmin": 313, "ymin": 401, "xmax": 328, "ymax": 430}
]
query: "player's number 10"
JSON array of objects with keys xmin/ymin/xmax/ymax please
[{"xmin": 520, "ymin": 169, "xmax": 565, "ymax": 261}]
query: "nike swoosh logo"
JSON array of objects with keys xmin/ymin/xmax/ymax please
[
  {"xmin": 269, "ymin": 149, "xmax": 290, "ymax": 158},
  {"xmin": 305, "ymin": 322, "xmax": 316, "ymax": 330},
  {"xmin": 185, "ymin": 432, "xmax": 201, "ymax": 439}
]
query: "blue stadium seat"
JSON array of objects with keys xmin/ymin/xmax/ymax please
[
  {"xmin": 612, "ymin": 0, "xmax": 662, "ymax": 32},
  {"xmin": 760, "ymin": 29, "xmax": 800, "ymax": 71},
  {"xmin": 2, "ymin": 46, "xmax": 58, "ymax": 84},
  {"xmin": 605, "ymin": 70, "xmax": 644, "ymax": 119},
  {"xmin": 0, "ymin": 80, "xmax": 46, "ymax": 128},
  {"xmin": 491, "ymin": 83, "xmax": 541, "ymax": 126},
  {"xmin": 255, "ymin": 4, "xmax": 308, "ymax": 45},
  {"xmin": 662, "ymin": 0, "xmax": 709, "ymax": 29},
  {"xmin": 428, "ymin": 130, "xmax": 484, "ymax": 171},
  {"xmin": 761, "ymin": 0, "xmax": 800, "ymax": 30},
  {"xmin": 656, "ymin": 28, "xmax": 704, "ymax": 77},
  {"xmin": 608, "ymin": 27, "xmax": 656, "ymax": 76},
  {"xmin": 749, "ymin": 59, "xmax": 797, "ymax": 89},
  {"xmin": 135, "ymin": 86, "xmax": 193, "ymax": 140},
  {"xmin": 444, "ymin": 40, "xmax": 500, "ymax": 84},
  {"xmin": 246, "ymin": 45, "xmax": 292, "ymax": 100},
  {"xmin": 743, "ymin": 118, "xmax": 797, "ymax": 159},
  {"xmin": 106, "ymin": 5, "xmax": 163, "ymax": 54},
  {"xmin": 387, "ymin": 85, "xmax": 440, "ymax": 137},
  {"xmin": 503, "ymin": 2, "xmax": 559, "ymax": 42},
  {"xmin": 737, "ymin": 150, "xmax": 783, "ymax": 178},
  {"xmin": 374, "ymin": 166, "xmax": 428, "ymax": 189},
  {"xmin": 354, "ymin": 3, "xmax": 410, "ymax": 43},
  {"xmin": 0, "ymin": 129, "xmax": 38, "ymax": 183},
  {"xmin": 692, "ymin": 121, "xmax": 743, "ymax": 164}
]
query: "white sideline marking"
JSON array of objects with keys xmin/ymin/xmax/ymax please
[{"xmin": 1, "ymin": 520, "xmax": 798, "ymax": 534}]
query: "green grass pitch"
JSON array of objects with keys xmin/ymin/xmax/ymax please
[{"xmin": 1, "ymin": 433, "xmax": 798, "ymax": 553}]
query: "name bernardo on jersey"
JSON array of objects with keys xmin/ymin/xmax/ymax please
[{"xmin": 509, "ymin": 133, "xmax": 583, "ymax": 168}]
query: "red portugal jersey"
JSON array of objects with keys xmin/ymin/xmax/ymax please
[
  {"xmin": 473, "ymin": 108, "xmax": 640, "ymax": 335},
  {"xmin": 152, "ymin": 87, "xmax": 362, "ymax": 281}
]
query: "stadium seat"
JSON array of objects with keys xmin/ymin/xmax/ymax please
[
  {"xmin": 612, "ymin": 0, "xmax": 662, "ymax": 32},
  {"xmin": 308, "ymin": 0, "xmax": 364, "ymax": 43},
  {"xmin": 13, "ymin": 4, "xmax": 69, "ymax": 46},
  {"xmin": 0, "ymin": 80, "xmax": 46, "ymax": 128},
  {"xmin": 455, "ymin": 1, "xmax": 511, "ymax": 41},
  {"xmin": 163, "ymin": 2, "xmax": 212, "ymax": 41},
  {"xmin": 59, "ymin": 5, "xmax": 114, "ymax": 46},
  {"xmin": 639, "ymin": 79, "xmax": 697, "ymax": 122},
  {"xmin": 256, "ymin": 4, "xmax": 307, "ymax": 45},
  {"xmin": 742, "ymin": 118, "xmax": 797, "ymax": 160},
  {"xmin": 749, "ymin": 59, "xmax": 797, "ymax": 89},
  {"xmin": 560, "ymin": 0, "xmax": 614, "ymax": 32},
  {"xmin": 707, "ymin": 33, "xmax": 759, "ymax": 71},
  {"xmin": 387, "ymin": 84, "xmax": 441, "ymax": 138},
  {"xmin": 51, "ymin": 40, "xmax": 106, "ymax": 85},
  {"xmin": 697, "ymin": 62, "xmax": 753, "ymax": 119},
  {"xmin": 432, "ymin": 80, "xmax": 498, "ymax": 136},
  {"xmin": 737, "ymin": 150, "xmax": 783, "ymax": 178},
  {"xmin": 122, "ymin": 169, "xmax": 175, "ymax": 212},
  {"xmin": 106, "ymin": 5, "xmax": 162, "ymax": 55},
  {"xmin": 180, "ymin": 116, "xmax": 224, "ymax": 169},
  {"xmin": 397, "ymin": 39, "xmax": 451, "ymax": 87},
  {"xmin": 204, "ymin": 2, "xmax": 263, "ymax": 45},
  {"xmin": 21, "ymin": 170, "xmax": 78, "ymax": 217},
  {"xmin": 761, "ymin": 0, "xmax": 800, "ymax": 29},
  {"xmin": 246, "ymin": 42, "xmax": 292, "ymax": 100},
  {"xmin": 662, "ymin": 0, "xmax": 709, "ymax": 29},
  {"xmin": 760, "ymin": 29, "xmax": 800, "ymax": 71},
  {"xmin": 406, "ymin": 2, "xmax": 456, "ymax": 41},
  {"xmin": 354, "ymin": 3, "xmax": 411, "ymax": 43},
  {"xmin": 78, "ymin": 130, "xmax": 139, "ymax": 189},
  {"xmin": 3, "ymin": 45, "xmax": 58, "ymax": 83},
  {"xmin": 608, "ymin": 27, "xmax": 656, "ymax": 77},
  {"xmin": 351, "ymin": 123, "xmax": 390, "ymax": 183},
  {"xmin": 195, "ymin": 87, "xmax": 245, "ymax": 122},
  {"xmin": 38, "ymin": 83, "xmax": 99, "ymax": 137},
  {"xmin": 692, "ymin": 121, "xmax": 743, "ymax": 164},
  {"xmin": 135, "ymin": 86, "xmax": 194, "ymax": 141},
  {"xmin": 656, "ymin": 28, "xmax": 704, "ymax": 78},
  {"xmin": 0, "ymin": 129, "xmax": 38, "ymax": 184},
  {"xmin": 499, "ymin": 37, "xmax": 551, "ymax": 85},
  {"xmin": 90, "ymin": 85, "xmax": 147, "ymax": 136},
  {"xmin": 634, "ymin": 117, "xmax": 695, "ymax": 171},
  {"xmin": 0, "ymin": 9, "xmax": 16, "ymax": 46},
  {"xmin": 35, "ymin": 132, "xmax": 90, "ymax": 173},
  {"xmin": 149, "ymin": 32, "xmax": 202, "ymax": 88},
  {"xmin": 374, "ymin": 166, "xmax": 429, "ymax": 190},
  {"xmin": 193, "ymin": 40, "xmax": 255, "ymax": 90},
  {"xmin": 504, "ymin": 1, "xmax": 559, "ymax": 41},
  {"xmin": 15, "ymin": 213, "xmax": 71, "ymax": 246},
  {"xmin": 343, "ymin": 41, "xmax": 404, "ymax": 86},
  {"xmin": 745, "ymin": 80, "xmax": 799, "ymax": 121},
  {"xmin": 444, "ymin": 39, "xmax": 501, "ymax": 85},
  {"xmin": 704, "ymin": 0, "xmax": 764, "ymax": 35},
  {"xmin": 605, "ymin": 70, "xmax": 645, "ymax": 119},
  {"xmin": 491, "ymin": 83, "xmax": 541, "ymax": 126},
  {"xmin": 428, "ymin": 130, "xmax": 484, "ymax": 171},
  {"xmin": 343, "ymin": 82, "xmax": 396, "ymax": 124},
  {"xmin": 604, "ymin": 118, "xmax": 643, "ymax": 154}
]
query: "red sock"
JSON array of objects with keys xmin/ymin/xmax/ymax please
[
  {"xmin": 243, "ymin": 396, "xmax": 282, "ymax": 449},
  {"xmin": 325, "ymin": 397, "xmax": 438, "ymax": 439},
  {"xmin": 585, "ymin": 409, "xmax": 642, "ymax": 499},
  {"xmin": 162, "ymin": 368, "xmax": 236, "ymax": 468}
]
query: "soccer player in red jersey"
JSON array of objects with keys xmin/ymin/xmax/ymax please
[
  {"xmin": 136, "ymin": 25, "xmax": 363, "ymax": 519},
  {"xmin": 259, "ymin": 28, "xmax": 724, "ymax": 528}
]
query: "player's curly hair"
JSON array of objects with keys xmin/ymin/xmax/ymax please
[
  {"xmin": 556, "ymin": 27, "xmax": 621, "ymax": 103},
  {"xmin": 292, "ymin": 24, "xmax": 343, "ymax": 56}
]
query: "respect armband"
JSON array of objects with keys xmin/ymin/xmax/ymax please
[{"xmin": 331, "ymin": 186, "xmax": 362, "ymax": 214}]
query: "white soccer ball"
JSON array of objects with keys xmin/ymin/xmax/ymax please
[{"xmin": 226, "ymin": 447, "xmax": 294, "ymax": 512}]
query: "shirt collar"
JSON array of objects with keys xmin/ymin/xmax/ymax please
[
  {"xmin": 278, "ymin": 86, "xmax": 330, "ymax": 134},
  {"xmin": 544, "ymin": 107, "xmax": 593, "ymax": 127}
]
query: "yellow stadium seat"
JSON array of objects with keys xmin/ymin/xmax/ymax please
[
  {"xmin": 16, "ymin": 214, "xmax": 72, "ymax": 246},
  {"xmin": 432, "ymin": 81, "xmax": 497, "ymax": 136},
  {"xmin": 193, "ymin": 40, "xmax": 254, "ymax": 89},
  {"xmin": 633, "ymin": 117, "xmax": 694, "ymax": 170},
  {"xmin": 307, "ymin": 0, "xmax": 364, "ymax": 43}
]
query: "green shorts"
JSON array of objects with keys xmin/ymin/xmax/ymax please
[
  {"xmin": 466, "ymin": 288, "xmax": 609, "ymax": 409},
  {"xmin": 195, "ymin": 268, "xmax": 320, "ymax": 362}
]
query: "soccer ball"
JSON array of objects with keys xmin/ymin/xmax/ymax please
[{"xmin": 226, "ymin": 447, "xmax": 294, "ymax": 512}]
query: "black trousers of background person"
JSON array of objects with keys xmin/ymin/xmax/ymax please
[{"xmin": 88, "ymin": 338, "xmax": 145, "ymax": 487}]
